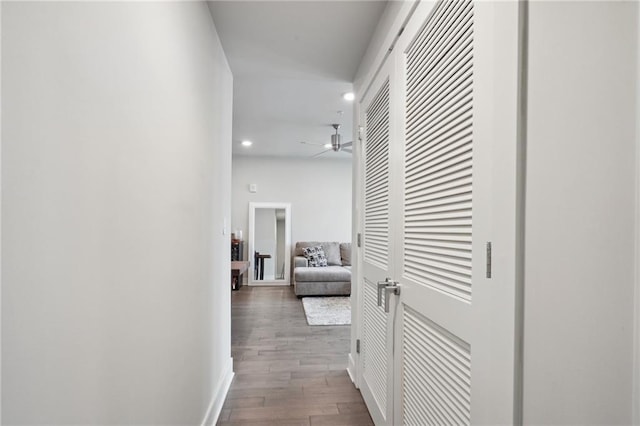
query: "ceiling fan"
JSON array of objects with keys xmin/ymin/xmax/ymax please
[{"xmin": 301, "ymin": 124, "xmax": 353, "ymax": 157}]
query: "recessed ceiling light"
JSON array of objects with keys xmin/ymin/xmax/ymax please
[
  {"xmin": 343, "ymin": 92, "xmax": 355, "ymax": 101},
  {"xmin": 324, "ymin": 143, "xmax": 332, "ymax": 149},
  {"xmin": 241, "ymin": 140, "xmax": 253, "ymax": 147}
]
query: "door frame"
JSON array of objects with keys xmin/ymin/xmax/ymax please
[
  {"xmin": 634, "ymin": 3, "xmax": 640, "ymax": 421},
  {"xmin": 357, "ymin": 60, "xmax": 396, "ymax": 426}
]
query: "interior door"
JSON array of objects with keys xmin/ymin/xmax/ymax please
[
  {"xmin": 357, "ymin": 0, "xmax": 522, "ymax": 424},
  {"xmin": 358, "ymin": 58, "xmax": 397, "ymax": 426},
  {"xmin": 392, "ymin": 2, "xmax": 476, "ymax": 423},
  {"xmin": 390, "ymin": 1, "xmax": 521, "ymax": 424}
]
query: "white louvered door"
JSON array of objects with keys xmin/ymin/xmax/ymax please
[
  {"xmin": 357, "ymin": 0, "xmax": 521, "ymax": 424},
  {"xmin": 359, "ymin": 58, "xmax": 397, "ymax": 426},
  {"xmin": 392, "ymin": 0, "xmax": 520, "ymax": 424},
  {"xmin": 395, "ymin": 1, "xmax": 475, "ymax": 423}
]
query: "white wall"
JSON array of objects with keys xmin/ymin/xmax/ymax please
[
  {"xmin": 1, "ymin": 2, "xmax": 233, "ymax": 424},
  {"xmin": 232, "ymin": 156, "xmax": 352, "ymax": 263},
  {"xmin": 524, "ymin": 1, "xmax": 638, "ymax": 424}
]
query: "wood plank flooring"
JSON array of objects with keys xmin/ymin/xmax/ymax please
[{"xmin": 218, "ymin": 286, "xmax": 373, "ymax": 426}]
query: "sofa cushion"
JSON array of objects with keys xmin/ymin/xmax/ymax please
[
  {"xmin": 302, "ymin": 246, "xmax": 328, "ymax": 267},
  {"xmin": 295, "ymin": 266, "xmax": 351, "ymax": 282},
  {"xmin": 295, "ymin": 241, "xmax": 342, "ymax": 266},
  {"xmin": 294, "ymin": 256, "xmax": 308, "ymax": 268},
  {"xmin": 295, "ymin": 281, "xmax": 351, "ymax": 296},
  {"xmin": 340, "ymin": 243, "xmax": 352, "ymax": 266}
]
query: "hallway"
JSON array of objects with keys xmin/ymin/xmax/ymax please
[{"xmin": 218, "ymin": 287, "xmax": 373, "ymax": 425}]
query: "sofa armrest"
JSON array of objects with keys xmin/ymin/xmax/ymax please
[{"xmin": 294, "ymin": 256, "xmax": 308, "ymax": 268}]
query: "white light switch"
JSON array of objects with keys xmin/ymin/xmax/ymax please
[{"xmin": 249, "ymin": 184, "xmax": 257, "ymax": 193}]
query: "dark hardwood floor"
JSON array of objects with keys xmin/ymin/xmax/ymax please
[{"xmin": 218, "ymin": 286, "xmax": 373, "ymax": 426}]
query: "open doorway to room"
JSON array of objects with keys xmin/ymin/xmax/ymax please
[{"xmin": 223, "ymin": 153, "xmax": 358, "ymax": 423}]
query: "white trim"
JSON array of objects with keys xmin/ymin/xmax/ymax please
[
  {"xmin": 249, "ymin": 280, "xmax": 291, "ymax": 287},
  {"xmin": 247, "ymin": 202, "xmax": 291, "ymax": 286},
  {"xmin": 354, "ymin": 0, "xmax": 418, "ymax": 99},
  {"xmin": 0, "ymin": 2, "xmax": 4, "ymax": 421},
  {"xmin": 200, "ymin": 357, "xmax": 234, "ymax": 426},
  {"xmin": 248, "ymin": 281, "xmax": 289, "ymax": 287},
  {"xmin": 348, "ymin": 104, "xmax": 362, "ymax": 388},
  {"xmin": 347, "ymin": 353, "xmax": 357, "ymax": 386},
  {"xmin": 513, "ymin": 1, "xmax": 529, "ymax": 423},
  {"xmin": 354, "ymin": 115, "xmax": 364, "ymax": 390},
  {"xmin": 633, "ymin": 3, "xmax": 640, "ymax": 423}
]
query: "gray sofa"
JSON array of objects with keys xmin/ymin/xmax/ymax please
[{"xmin": 292, "ymin": 241, "xmax": 351, "ymax": 297}]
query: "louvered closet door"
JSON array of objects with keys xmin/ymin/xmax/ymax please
[
  {"xmin": 358, "ymin": 58, "xmax": 397, "ymax": 426},
  {"xmin": 389, "ymin": 0, "xmax": 520, "ymax": 424},
  {"xmin": 398, "ymin": 1, "xmax": 475, "ymax": 423}
]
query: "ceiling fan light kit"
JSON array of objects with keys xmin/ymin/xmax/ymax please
[{"xmin": 331, "ymin": 124, "xmax": 342, "ymax": 151}]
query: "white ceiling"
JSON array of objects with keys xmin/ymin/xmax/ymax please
[{"xmin": 207, "ymin": 1, "xmax": 387, "ymax": 158}]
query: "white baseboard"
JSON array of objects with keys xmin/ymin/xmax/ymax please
[
  {"xmin": 201, "ymin": 357, "xmax": 234, "ymax": 426},
  {"xmin": 248, "ymin": 281, "xmax": 289, "ymax": 287},
  {"xmin": 347, "ymin": 352, "xmax": 358, "ymax": 388}
]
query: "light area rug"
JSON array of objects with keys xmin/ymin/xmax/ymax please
[{"xmin": 301, "ymin": 296, "xmax": 351, "ymax": 326}]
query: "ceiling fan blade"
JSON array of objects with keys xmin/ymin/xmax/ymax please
[
  {"xmin": 342, "ymin": 147, "xmax": 352, "ymax": 153},
  {"xmin": 310, "ymin": 149, "xmax": 331, "ymax": 158},
  {"xmin": 301, "ymin": 141, "xmax": 325, "ymax": 147},
  {"xmin": 342, "ymin": 141, "xmax": 353, "ymax": 148}
]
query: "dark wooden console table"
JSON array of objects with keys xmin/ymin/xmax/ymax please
[{"xmin": 231, "ymin": 261, "xmax": 249, "ymax": 291}]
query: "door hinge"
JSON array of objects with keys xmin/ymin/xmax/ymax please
[
  {"xmin": 356, "ymin": 339, "xmax": 361, "ymax": 354},
  {"xmin": 486, "ymin": 242, "xmax": 492, "ymax": 279},
  {"xmin": 358, "ymin": 126, "xmax": 364, "ymax": 142},
  {"xmin": 357, "ymin": 233, "xmax": 362, "ymax": 247}
]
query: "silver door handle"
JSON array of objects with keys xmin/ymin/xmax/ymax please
[
  {"xmin": 384, "ymin": 285, "xmax": 401, "ymax": 313},
  {"xmin": 377, "ymin": 278, "xmax": 393, "ymax": 307}
]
